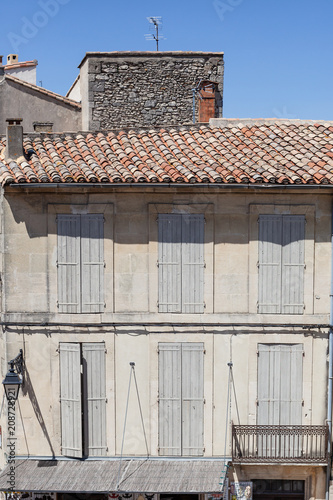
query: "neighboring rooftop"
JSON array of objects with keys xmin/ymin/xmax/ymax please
[{"xmin": 0, "ymin": 119, "xmax": 332, "ymax": 186}]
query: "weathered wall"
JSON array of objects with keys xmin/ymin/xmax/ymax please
[
  {"xmin": 79, "ymin": 52, "xmax": 224, "ymax": 130},
  {"xmin": 0, "ymin": 76, "xmax": 81, "ymax": 134}
]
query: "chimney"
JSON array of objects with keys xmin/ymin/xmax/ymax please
[
  {"xmin": 0, "ymin": 56, "xmax": 3, "ymax": 76},
  {"xmin": 0, "ymin": 56, "xmax": 3, "ymax": 65},
  {"xmin": 7, "ymin": 54, "xmax": 18, "ymax": 65},
  {"xmin": 5, "ymin": 119, "xmax": 24, "ymax": 160}
]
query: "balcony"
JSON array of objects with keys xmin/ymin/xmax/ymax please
[{"xmin": 232, "ymin": 424, "xmax": 328, "ymax": 464}]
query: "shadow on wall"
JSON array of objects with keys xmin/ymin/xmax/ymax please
[{"xmin": 22, "ymin": 360, "xmax": 55, "ymax": 457}]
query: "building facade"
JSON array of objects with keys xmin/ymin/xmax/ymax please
[{"xmin": 0, "ymin": 119, "xmax": 331, "ymax": 500}]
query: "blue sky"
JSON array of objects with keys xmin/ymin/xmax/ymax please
[{"xmin": 2, "ymin": 0, "xmax": 332, "ymax": 120}]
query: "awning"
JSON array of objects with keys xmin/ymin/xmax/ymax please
[{"xmin": 0, "ymin": 458, "xmax": 228, "ymax": 493}]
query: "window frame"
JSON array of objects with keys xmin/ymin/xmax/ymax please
[
  {"xmin": 48, "ymin": 203, "xmax": 113, "ymax": 316},
  {"xmin": 148, "ymin": 203, "xmax": 214, "ymax": 314},
  {"xmin": 249, "ymin": 204, "xmax": 315, "ymax": 316}
]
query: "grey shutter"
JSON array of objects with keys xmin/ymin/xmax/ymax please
[
  {"xmin": 59, "ymin": 343, "xmax": 82, "ymax": 458},
  {"xmin": 182, "ymin": 215, "xmax": 205, "ymax": 313},
  {"xmin": 258, "ymin": 215, "xmax": 282, "ymax": 313},
  {"xmin": 57, "ymin": 215, "xmax": 80, "ymax": 313},
  {"xmin": 82, "ymin": 343, "xmax": 107, "ymax": 456},
  {"xmin": 81, "ymin": 215, "xmax": 104, "ymax": 313},
  {"xmin": 258, "ymin": 344, "xmax": 303, "ymax": 425},
  {"xmin": 158, "ymin": 343, "xmax": 181, "ymax": 455},
  {"xmin": 282, "ymin": 216, "xmax": 305, "ymax": 314},
  {"xmin": 158, "ymin": 215, "xmax": 182, "ymax": 312},
  {"xmin": 181, "ymin": 343, "xmax": 204, "ymax": 456}
]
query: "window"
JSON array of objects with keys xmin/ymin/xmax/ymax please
[
  {"xmin": 258, "ymin": 215, "xmax": 305, "ymax": 314},
  {"xmin": 57, "ymin": 214, "xmax": 104, "ymax": 313},
  {"xmin": 158, "ymin": 342, "xmax": 204, "ymax": 456},
  {"xmin": 257, "ymin": 344, "xmax": 303, "ymax": 425},
  {"xmin": 158, "ymin": 214, "xmax": 204, "ymax": 313},
  {"xmin": 59, "ymin": 342, "xmax": 106, "ymax": 458}
]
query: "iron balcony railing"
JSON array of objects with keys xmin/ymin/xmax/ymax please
[{"xmin": 232, "ymin": 424, "xmax": 328, "ymax": 463}]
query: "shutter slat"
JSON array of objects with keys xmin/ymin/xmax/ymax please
[
  {"xmin": 258, "ymin": 215, "xmax": 282, "ymax": 313},
  {"xmin": 81, "ymin": 215, "xmax": 104, "ymax": 313},
  {"xmin": 158, "ymin": 215, "xmax": 182, "ymax": 312},
  {"xmin": 159, "ymin": 343, "xmax": 181, "ymax": 455},
  {"xmin": 57, "ymin": 215, "xmax": 80, "ymax": 313},
  {"xmin": 181, "ymin": 343, "xmax": 204, "ymax": 456},
  {"xmin": 59, "ymin": 343, "xmax": 82, "ymax": 458},
  {"xmin": 182, "ymin": 215, "xmax": 204, "ymax": 314},
  {"xmin": 282, "ymin": 216, "xmax": 305, "ymax": 314},
  {"xmin": 82, "ymin": 343, "xmax": 107, "ymax": 456}
]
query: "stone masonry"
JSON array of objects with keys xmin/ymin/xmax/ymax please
[{"xmin": 79, "ymin": 51, "xmax": 224, "ymax": 131}]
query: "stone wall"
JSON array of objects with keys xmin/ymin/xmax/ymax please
[{"xmin": 79, "ymin": 51, "xmax": 224, "ymax": 131}]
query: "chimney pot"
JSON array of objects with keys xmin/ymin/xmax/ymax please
[
  {"xmin": 5, "ymin": 119, "xmax": 24, "ymax": 160},
  {"xmin": 7, "ymin": 54, "xmax": 18, "ymax": 65},
  {"xmin": 0, "ymin": 55, "xmax": 3, "ymax": 66}
]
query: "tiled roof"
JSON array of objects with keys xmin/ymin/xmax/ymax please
[
  {"xmin": 5, "ymin": 75, "xmax": 82, "ymax": 109},
  {"xmin": 0, "ymin": 119, "xmax": 333, "ymax": 186},
  {"xmin": 4, "ymin": 59, "xmax": 38, "ymax": 70}
]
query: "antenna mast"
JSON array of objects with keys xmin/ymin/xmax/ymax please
[{"xmin": 145, "ymin": 17, "xmax": 165, "ymax": 51}]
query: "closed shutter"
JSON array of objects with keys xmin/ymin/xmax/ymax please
[
  {"xmin": 282, "ymin": 216, "xmax": 305, "ymax": 314},
  {"xmin": 258, "ymin": 215, "xmax": 282, "ymax": 313},
  {"xmin": 181, "ymin": 343, "xmax": 204, "ymax": 456},
  {"xmin": 59, "ymin": 343, "xmax": 82, "ymax": 458},
  {"xmin": 182, "ymin": 215, "xmax": 205, "ymax": 313},
  {"xmin": 257, "ymin": 344, "xmax": 303, "ymax": 425},
  {"xmin": 81, "ymin": 215, "xmax": 104, "ymax": 313},
  {"xmin": 158, "ymin": 215, "xmax": 182, "ymax": 312},
  {"xmin": 159, "ymin": 343, "xmax": 182, "ymax": 455},
  {"xmin": 57, "ymin": 215, "xmax": 80, "ymax": 313},
  {"xmin": 82, "ymin": 343, "xmax": 107, "ymax": 456}
]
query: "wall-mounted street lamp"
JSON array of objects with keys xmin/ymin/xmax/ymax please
[{"xmin": 2, "ymin": 349, "xmax": 23, "ymax": 401}]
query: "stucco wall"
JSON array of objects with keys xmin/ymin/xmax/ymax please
[{"xmin": 0, "ymin": 77, "xmax": 81, "ymax": 134}]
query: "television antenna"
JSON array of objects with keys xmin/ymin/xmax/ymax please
[{"xmin": 145, "ymin": 16, "xmax": 165, "ymax": 51}]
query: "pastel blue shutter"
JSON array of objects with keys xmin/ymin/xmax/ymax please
[
  {"xmin": 82, "ymin": 343, "xmax": 106, "ymax": 456},
  {"xmin": 258, "ymin": 215, "xmax": 305, "ymax": 314},
  {"xmin": 257, "ymin": 344, "xmax": 303, "ymax": 425},
  {"xmin": 158, "ymin": 215, "xmax": 182, "ymax": 312},
  {"xmin": 81, "ymin": 215, "xmax": 104, "ymax": 313},
  {"xmin": 181, "ymin": 343, "xmax": 204, "ymax": 456},
  {"xmin": 282, "ymin": 216, "xmax": 305, "ymax": 314},
  {"xmin": 258, "ymin": 215, "xmax": 282, "ymax": 313},
  {"xmin": 57, "ymin": 215, "xmax": 80, "ymax": 313},
  {"xmin": 182, "ymin": 215, "xmax": 205, "ymax": 313},
  {"xmin": 59, "ymin": 343, "xmax": 82, "ymax": 458},
  {"xmin": 159, "ymin": 343, "xmax": 182, "ymax": 455}
]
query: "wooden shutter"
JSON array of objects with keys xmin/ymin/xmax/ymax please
[
  {"xmin": 158, "ymin": 343, "xmax": 182, "ymax": 455},
  {"xmin": 181, "ymin": 343, "xmax": 204, "ymax": 456},
  {"xmin": 81, "ymin": 215, "xmax": 104, "ymax": 313},
  {"xmin": 257, "ymin": 344, "xmax": 303, "ymax": 425},
  {"xmin": 59, "ymin": 343, "xmax": 82, "ymax": 458},
  {"xmin": 258, "ymin": 215, "xmax": 282, "ymax": 313},
  {"xmin": 158, "ymin": 215, "xmax": 182, "ymax": 312},
  {"xmin": 282, "ymin": 216, "xmax": 305, "ymax": 314},
  {"xmin": 57, "ymin": 215, "xmax": 80, "ymax": 313},
  {"xmin": 182, "ymin": 215, "xmax": 205, "ymax": 313},
  {"xmin": 82, "ymin": 343, "xmax": 107, "ymax": 456}
]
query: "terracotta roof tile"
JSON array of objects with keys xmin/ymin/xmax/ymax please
[{"xmin": 1, "ymin": 120, "xmax": 333, "ymax": 186}]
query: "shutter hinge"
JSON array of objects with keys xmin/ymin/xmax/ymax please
[
  {"xmin": 256, "ymin": 399, "xmax": 259, "ymax": 406},
  {"xmin": 56, "ymin": 260, "xmax": 59, "ymax": 268},
  {"xmin": 105, "ymin": 348, "xmax": 107, "ymax": 353},
  {"xmin": 104, "ymin": 302, "xmax": 106, "ymax": 308},
  {"xmin": 257, "ymin": 261, "xmax": 259, "ymax": 268},
  {"xmin": 156, "ymin": 217, "xmax": 159, "ymax": 223},
  {"xmin": 104, "ymin": 261, "xmax": 106, "ymax": 268},
  {"xmin": 303, "ymin": 350, "xmax": 305, "ymax": 357},
  {"xmin": 203, "ymin": 447, "xmax": 205, "ymax": 452},
  {"xmin": 105, "ymin": 398, "xmax": 108, "ymax": 403},
  {"xmin": 257, "ymin": 217, "xmax": 259, "ymax": 223},
  {"xmin": 204, "ymin": 349, "xmax": 206, "ymax": 354},
  {"xmin": 56, "ymin": 300, "xmax": 59, "ymax": 308},
  {"xmin": 302, "ymin": 399, "xmax": 304, "ymax": 406},
  {"xmin": 106, "ymin": 447, "xmax": 108, "ymax": 452},
  {"xmin": 156, "ymin": 261, "xmax": 159, "ymax": 268},
  {"xmin": 256, "ymin": 302, "xmax": 259, "ymax": 312},
  {"xmin": 204, "ymin": 302, "xmax": 206, "ymax": 309},
  {"xmin": 304, "ymin": 263, "xmax": 306, "ymax": 269},
  {"xmin": 256, "ymin": 349, "xmax": 259, "ymax": 355},
  {"xmin": 203, "ymin": 398, "xmax": 206, "ymax": 404},
  {"xmin": 303, "ymin": 303, "xmax": 305, "ymax": 310},
  {"xmin": 204, "ymin": 262, "xmax": 206, "ymax": 268},
  {"xmin": 157, "ymin": 346, "xmax": 159, "ymax": 353},
  {"xmin": 56, "ymin": 347, "xmax": 59, "ymax": 353}
]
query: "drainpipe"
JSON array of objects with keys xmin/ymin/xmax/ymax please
[{"xmin": 326, "ymin": 203, "xmax": 333, "ymax": 500}]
